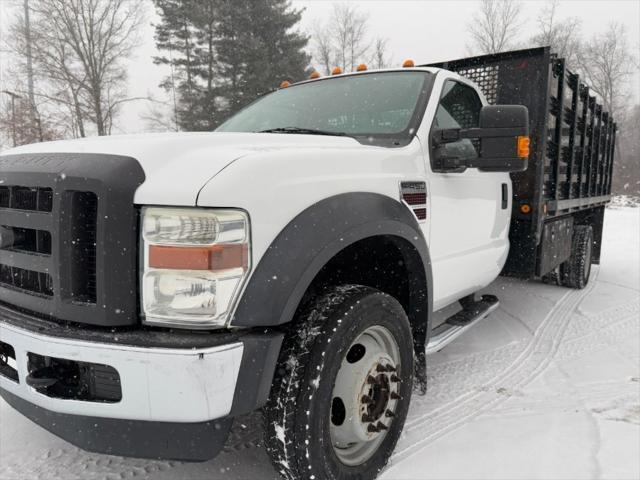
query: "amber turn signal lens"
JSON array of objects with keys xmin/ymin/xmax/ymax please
[
  {"xmin": 402, "ymin": 59, "xmax": 415, "ymax": 68},
  {"xmin": 280, "ymin": 80, "xmax": 291, "ymax": 88},
  {"xmin": 309, "ymin": 71, "xmax": 321, "ymax": 79},
  {"xmin": 517, "ymin": 136, "xmax": 530, "ymax": 158},
  {"xmin": 331, "ymin": 66, "xmax": 343, "ymax": 75},
  {"xmin": 149, "ymin": 244, "xmax": 249, "ymax": 271},
  {"xmin": 520, "ymin": 204, "xmax": 532, "ymax": 214}
]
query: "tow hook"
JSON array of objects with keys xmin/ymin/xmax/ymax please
[{"xmin": 25, "ymin": 366, "xmax": 60, "ymax": 389}]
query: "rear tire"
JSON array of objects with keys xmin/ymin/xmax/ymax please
[
  {"xmin": 263, "ymin": 285, "xmax": 414, "ymax": 480},
  {"xmin": 560, "ymin": 225, "xmax": 593, "ymax": 289}
]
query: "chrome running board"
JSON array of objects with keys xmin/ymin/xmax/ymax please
[{"xmin": 425, "ymin": 295, "xmax": 499, "ymax": 355}]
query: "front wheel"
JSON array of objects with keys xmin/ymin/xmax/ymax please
[{"xmin": 264, "ymin": 285, "xmax": 414, "ymax": 480}]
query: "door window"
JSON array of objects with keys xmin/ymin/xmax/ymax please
[{"xmin": 432, "ymin": 80, "xmax": 483, "ymax": 161}]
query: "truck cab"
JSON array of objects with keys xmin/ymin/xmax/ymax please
[{"xmin": 1, "ymin": 48, "xmax": 612, "ymax": 480}]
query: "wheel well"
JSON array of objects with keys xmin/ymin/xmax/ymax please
[{"xmin": 296, "ymin": 235, "xmax": 430, "ymax": 350}]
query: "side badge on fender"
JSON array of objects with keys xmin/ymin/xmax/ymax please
[{"xmin": 400, "ymin": 181, "xmax": 427, "ymax": 222}]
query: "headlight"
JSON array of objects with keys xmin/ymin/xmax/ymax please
[{"xmin": 141, "ymin": 207, "xmax": 250, "ymax": 328}]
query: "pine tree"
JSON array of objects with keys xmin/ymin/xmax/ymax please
[
  {"xmin": 153, "ymin": 0, "xmax": 203, "ymax": 130},
  {"xmin": 153, "ymin": 0, "xmax": 310, "ymax": 130},
  {"xmin": 215, "ymin": 0, "xmax": 310, "ymax": 117}
]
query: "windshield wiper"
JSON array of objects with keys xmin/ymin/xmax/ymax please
[{"xmin": 258, "ymin": 126, "xmax": 347, "ymax": 137}]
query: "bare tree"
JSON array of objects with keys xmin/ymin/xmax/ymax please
[
  {"xmin": 333, "ymin": 3, "xmax": 369, "ymax": 72},
  {"xmin": 468, "ymin": 0, "xmax": 523, "ymax": 54},
  {"xmin": 370, "ymin": 37, "xmax": 391, "ymax": 69},
  {"xmin": 531, "ymin": 0, "xmax": 582, "ymax": 69},
  {"xmin": 577, "ymin": 22, "xmax": 635, "ymax": 119},
  {"xmin": 140, "ymin": 94, "xmax": 180, "ymax": 132},
  {"xmin": 310, "ymin": 3, "xmax": 388, "ymax": 74},
  {"xmin": 27, "ymin": 0, "xmax": 145, "ymax": 136},
  {"xmin": 0, "ymin": 82, "xmax": 58, "ymax": 147},
  {"xmin": 312, "ymin": 22, "xmax": 334, "ymax": 75}
]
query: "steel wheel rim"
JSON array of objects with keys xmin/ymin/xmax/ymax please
[{"xmin": 329, "ymin": 325, "xmax": 402, "ymax": 466}]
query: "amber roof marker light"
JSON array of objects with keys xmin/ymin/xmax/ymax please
[
  {"xmin": 280, "ymin": 80, "xmax": 291, "ymax": 88},
  {"xmin": 356, "ymin": 63, "xmax": 368, "ymax": 72},
  {"xmin": 402, "ymin": 59, "xmax": 415, "ymax": 68},
  {"xmin": 331, "ymin": 66, "xmax": 343, "ymax": 75},
  {"xmin": 309, "ymin": 71, "xmax": 321, "ymax": 79}
]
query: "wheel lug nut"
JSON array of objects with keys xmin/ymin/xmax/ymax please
[
  {"xmin": 391, "ymin": 392, "xmax": 401, "ymax": 400},
  {"xmin": 376, "ymin": 422, "xmax": 388, "ymax": 431},
  {"xmin": 385, "ymin": 409, "xmax": 395, "ymax": 418}
]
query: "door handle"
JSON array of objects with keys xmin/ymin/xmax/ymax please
[{"xmin": 501, "ymin": 183, "xmax": 508, "ymax": 209}]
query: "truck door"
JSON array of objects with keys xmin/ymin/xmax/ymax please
[{"xmin": 423, "ymin": 78, "xmax": 511, "ymax": 310}]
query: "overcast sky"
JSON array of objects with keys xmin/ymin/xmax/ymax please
[{"xmin": 1, "ymin": 0, "xmax": 639, "ymax": 135}]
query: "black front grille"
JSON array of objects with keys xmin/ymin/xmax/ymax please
[
  {"xmin": 0, "ymin": 152, "xmax": 144, "ymax": 327},
  {"xmin": 0, "ymin": 185, "xmax": 97, "ymax": 303}
]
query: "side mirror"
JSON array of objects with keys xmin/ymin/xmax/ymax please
[{"xmin": 432, "ymin": 105, "xmax": 529, "ymax": 173}]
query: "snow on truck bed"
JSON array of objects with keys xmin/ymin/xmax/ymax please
[{"xmin": 1, "ymin": 207, "xmax": 638, "ymax": 480}]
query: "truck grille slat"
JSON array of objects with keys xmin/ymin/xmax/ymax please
[
  {"xmin": 0, "ymin": 264, "xmax": 53, "ymax": 297},
  {"xmin": 0, "ymin": 186, "xmax": 53, "ymax": 212}
]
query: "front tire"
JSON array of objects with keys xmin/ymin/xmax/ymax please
[{"xmin": 264, "ymin": 285, "xmax": 414, "ymax": 480}]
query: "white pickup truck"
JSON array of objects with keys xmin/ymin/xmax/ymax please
[{"xmin": 0, "ymin": 47, "xmax": 615, "ymax": 480}]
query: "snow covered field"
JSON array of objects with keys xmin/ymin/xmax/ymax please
[{"xmin": 1, "ymin": 207, "xmax": 638, "ymax": 480}]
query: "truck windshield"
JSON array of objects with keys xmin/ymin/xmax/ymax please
[{"xmin": 216, "ymin": 71, "xmax": 432, "ymax": 139}]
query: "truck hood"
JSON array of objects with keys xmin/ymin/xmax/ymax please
[{"xmin": 1, "ymin": 132, "xmax": 361, "ymax": 205}]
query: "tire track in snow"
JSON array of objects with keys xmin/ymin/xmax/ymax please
[{"xmin": 388, "ymin": 270, "xmax": 600, "ymax": 466}]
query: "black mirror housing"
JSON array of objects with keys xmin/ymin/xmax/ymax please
[
  {"xmin": 477, "ymin": 105, "xmax": 529, "ymax": 172},
  {"xmin": 432, "ymin": 104, "xmax": 530, "ymax": 173}
]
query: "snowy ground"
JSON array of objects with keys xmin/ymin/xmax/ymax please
[{"xmin": 1, "ymin": 207, "xmax": 638, "ymax": 480}]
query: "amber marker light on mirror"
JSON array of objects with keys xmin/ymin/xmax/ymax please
[{"xmin": 517, "ymin": 135, "xmax": 530, "ymax": 158}]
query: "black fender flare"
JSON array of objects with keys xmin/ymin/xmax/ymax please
[{"xmin": 232, "ymin": 193, "xmax": 433, "ymax": 343}]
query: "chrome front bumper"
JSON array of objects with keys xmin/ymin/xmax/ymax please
[{"xmin": 0, "ymin": 321, "xmax": 244, "ymax": 423}]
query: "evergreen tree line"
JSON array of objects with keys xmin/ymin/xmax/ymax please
[{"xmin": 153, "ymin": 0, "xmax": 310, "ymax": 131}]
